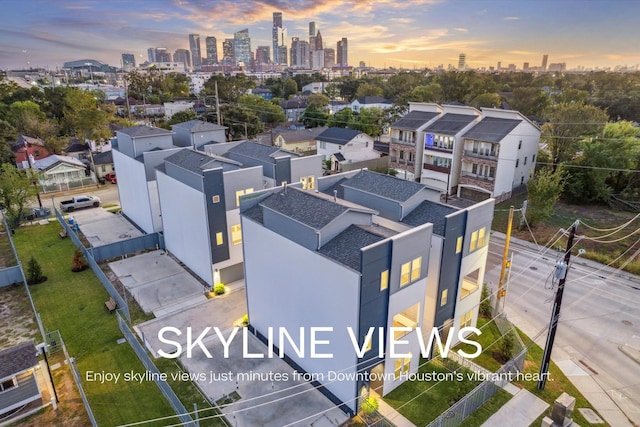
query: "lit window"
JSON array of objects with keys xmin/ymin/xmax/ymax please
[
  {"xmin": 478, "ymin": 227, "xmax": 486, "ymax": 247},
  {"xmin": 365, "ymin": 337, "xmax": 372, "ymax": 352},
  {"xmin": 460, "ymin": 269, "xmax": 480, "ymax": 299},
  {"xmin": 460, "ymin": 310, "xmax": 473, "ymax": 329},
  {"xmin": 411, "ymin": 257, "xmax": 421, "ymax": 281},
  {"xmin": 212, "ymin": 195, "xmax": 220, "ymax": 203},
  {"xmin": 400, "ymin": 262, "xmax": 411, "ymax": 286},
  {"xmin": 441, "ymin": 289, "xmax": 448, "ymax": 306},
  {"xmin": 301, "ymin": 176, "xmax": 315, "ymax": 190},
  {"xmin": 470, "ymin": 230, "xmax": 478, "ymax": 251},
  {"xmin": 456, "ymin": 236, "xmax": 463, "ymax": 254},
  {"xmin": 235, "ymin": 188, "xmax": 255, "ymax": 207},
  {"xmin": 393, "ymin": 303, "xmax": 420, "ymax": 340},
  {"xmin": 394, "ymin": 355, "xmax": 411, "ymax": 379},
  {"xmin": 216, "ymin": 232, "xmax": 223, "ymax": 246},
  {"xmin": 231, "ymin": 224, "xmax": 242, "ymax": 245},
  {"xmin": 380, "ymin": 270, "xmax": 389, "ymax": 291}
]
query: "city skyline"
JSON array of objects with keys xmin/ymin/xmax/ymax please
[{"xmin": 1, "ymin": 0, "xmax": 639, "ymax": 71}]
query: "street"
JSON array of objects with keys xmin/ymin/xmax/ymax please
[
  {"xmin": 487, "ymin": 233, "xmax": 640, "ymax": 425},
  {"xmin": 33, "ymin": 183, "xmax": 121, "ymax": 213}
]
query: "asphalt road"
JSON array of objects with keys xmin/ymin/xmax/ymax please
[
  {"xmin": 33, "ymin": 183, "xmax": 121, "ymax": 213},
  {"xmin": 487, "ymin": 233, "xmax": 640, "ymax": 425}
]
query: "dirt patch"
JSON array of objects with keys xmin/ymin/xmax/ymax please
[{"xmin": 0, "ymin": 284, "xmax": 39, "ymax": 348}]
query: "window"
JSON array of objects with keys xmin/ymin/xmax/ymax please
[
  {"xmin": 231, "ymin": 224, "xmax": 242, "ymax": 245},
  {"xmin": 478, "ymin": 227, "xmax": 487, "ymax": 247},
  {"xmin": 400, "ymin": 262, "xmax": 411, "ymax": 286},
  {"xmin": 532, "ymin": 154, "xmax": 536, "ymax": 163},
  {"xmin": 524, "ymin": 156, "xmax": 528, "ymax": 165},
  {"xmin": 460, "ymin": 269, "xmax": 480, "ymax": 299},
  {"xmin": 456, "ymin": 236, "xmax": 463, "ymax": 254},
  {"xmin": 521, "ymin": 176, "xmax": 525, "ymax": 184},
  {"xmin": 319, "ymin": 141, "xmax": 326, "ymax": 149},
  {"xmin": 441, "ymin": 289, "xmax": 448, "ymax": 306},
  {"xmin": 380, "ymin": 270, "xmax": 389, "ymax": 291},
  {"xmin": 301, "ymin": 176, "xmax": 315, "ymax": 190},
  {"xmin": 394, "ymin": 355, "xmax": 411, "ymax": 379},
  {"xmin": 338, "ymin": 145, "xmax": 342, "ymax": 150},
  {"xmin": 212, "ymin": 195, "xmax": 220, "ymax": 203},
  {"xmin": 515, "ymin": 159, "xmax": 519, "ymax": 168},
  {"xmin": 0, "ymin": 378, "xmax": 17, "ymax": 392},
  {"xmin": 460, "ymin": 310, "xmax": 473, "ymax": 329},
  {"xmin": 235, "ymin": 188, "xmax": 255, "ymax": 207},
  {"xmin": 216, "ymin": 232, "xmax": 223, "ymax": 246},
  {"xmin": 470, "ymin": 230, "xmax": 478, "ymax": 251},
  {"xmin": 472, "ymin": 163, "xmax": 478, "ymax": 174},
  {"xmin": 518, "ymin": 140, "xmax": 522, "ymax": 149},
  {"xmin": 393, "ymin": 303, "xmax": 420, "ymax": 339},
  {"xmin": 366, "ymin": 141, "xmax": 369, "ymax": 148},
  {"xmin": 410, "ymin": 257, "xmax": 421, "ymax": 281}
]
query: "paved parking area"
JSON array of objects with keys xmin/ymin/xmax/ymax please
[
  {"xmin": 181, "ymin": 332, "xmax": 348, "ymax": 427},
  {"xmin": 64, "ymin": 208, "xmax": 142, "ymax": 246},
  {"xmin": 108, "ymin": 250, "xmax": 207, "ymax": 316}
]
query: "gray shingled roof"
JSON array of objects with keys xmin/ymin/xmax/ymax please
[
  {"xmin": 401, "ymin": 200, "xmax": 458, "ymax": 236},
  {"xmin": 424, "ymin": 113, "xmax": 478, "ymax": 136},
  {"xmin": 341, "ymin": 170, "xmax": 426, "ymax": 202},
  {"xmin": 333, "ymin": 152, "xmax": 346, "ymax": 161},
  {"xmin": 462, "ymin": 117, "xmax": 521, "ymax": 143},
  {"xmin": 171, "ymin": 120, "xmax": 226, "ymax": 132},
  {"xmin": 164, "ymin": 149, "xmax": 221, "ymax": 173},
  {"xmin": 117, "ymin": 125, "xmax": 173, "ymax": 138},
  {"xmin": 0, "ymin": 341, "xmax": 37, "ymax": 378},
  {"xmin": 319, "ymin": 224, "xmax": 396, "ymax": 270},
  {"xmin": 260, "ymin": 187, "xmax": 348, "ymax": 230},
  {"xmin": 275, "ymin": 127, "xmax": 327, "ymax": 143},
  {"xmin": 355, "ymin": 96, "xmax": 389, "ymax": 104},
  {"xmin": 392, "ymin": 111, "xmax": 440, "ymax": 131},
  {"xmin": 322, "ymin": 178, "xmax": 347, "ymax": 200},
  {"xmin": 317, "ymin": 127, "xmax": 363, "ymax": 145},
  {"xmin": 226, "ymin": 141, "xmax": 297, "ymax": 163},
  {"xmin": 92, "ymin": 150, "xmax": 113, "ymax": 165}
]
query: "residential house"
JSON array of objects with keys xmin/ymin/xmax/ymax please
[
  {"xmin": 349, "ymin": 96, "xmax": 392, "ymax": 113},
  {"xmin": 281, "ymin": 98, "xmax": 308, "ymax": 124},
  {"xmin": 458, "ymin": 108, "xmax": 540, "ymax": 202},
  {"xmin": 316, "ymin": 127, "xmax": 378, "ymax": 172},
  {"xmin": 113, "ymin": 125, "xmax": 179, "ymax": 233},
  {"xmin": 156, "ymin": 149, "xmax": 263, "ymax": 285},
  {"xmin": 252, "ymin": 87, "xmax": 273, "ymax": 100},
  {"xmin": 31, "ymin": 155, "xmax": 90, "ymax": 193},
  {"xmin": 63, "ymin": 138, "xmax": 90, "ymax": 160},
  {"xmin": 420, "ymin": 105, "xmax": 481, "ymax": 194},
  {"xmin": 240, "ymin": 169, "xmax": 494, "ymax": 415},
  {"xmin": 171, "ymin": 120, "xmax": 227, "ymax": 150},
  {"xmin": 0, "ymin": 341, "xmax": 41, "ymax": 418},
  {"xmin": 389, "ymin": 103, "xmax": 442, "ymax": 181},
  {"xmin": 327, "ymin": 100, "xmax": 350, "ymax": 115},
  {"xmin": 270, "ymin": 127, "xmax": 327, "ymax": 154},
  {"xmin": 13, "ymin": 136, "xmax": 51, "ymax": 167},
  {"xmin": 164, "ymin": 101, "xmax": 195, "ymax": 120},
  {"xmin": 91, "ymin": 150, "xmax": 114, "ymax": 180},
  {"xmin": 302, "ymin": 81, "xmax": 332, "ymax": 94}
]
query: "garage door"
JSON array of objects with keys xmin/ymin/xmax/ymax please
[{"xmin": 460, "ymin": 187, "xmax": 491, "ymax": 202}]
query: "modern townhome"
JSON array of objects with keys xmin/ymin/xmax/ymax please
[
  {"xmin": 420, "ymin": 105, "xmax": 481, "ymax": 194},
  {"xmin": 458, "ymin": 108, "xmax": 540, "ymax": 202},
  {"xmin": 170, "ymin": 120, "xmax": 227, "ymax": 149},
  {"xmin": 316, "ymin": 127, "xmax": 378, "ymax": 172},
  {"xmin": 113, "ymin": 125, "xmax": 181, "ymax": 233},
  {"xmin": 0, "ymin": 341, "xmax": 41, "ymax": 418},
  {"xmin": 241, "ymin": 184, "xmax": 433, "ymax": 416},
  {"xmin": 389, "ymin": 103, "xmax": 442, "ymax": 181},
  {"xmin": 205, "ymin": 140, "xmax": 323, "ymax": 188},
  {"xmin": 156, "ymin": 149, "xmax": 264, "ymax": 285},
  {"xmin": 240, "ymin": 169, "xmax": 494, "ymax": 416}
]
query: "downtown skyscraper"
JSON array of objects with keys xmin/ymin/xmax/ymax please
[
  {"xmin": 337, "ymin": 37, "xmax": 348, "ymax": 67},
  {"xmin": 234, "ymin": 29, "xmax": 252, "ymax": 65},
  {"xmin": 272, "ymin": 12, "xmax": 287, "ymax": 64},
  {"xmin": 206, "ymin": 36, "xmax": 218, "ymax": 64},
  {"xmin": 189, "ymin": 34, "xmax": 202, "ymax": 69}
]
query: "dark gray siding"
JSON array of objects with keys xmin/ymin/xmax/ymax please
[
  {"xmin": 204, "ymin": 169, "xmax": 229, "ymax": 263},
  {"xmin": 343, "ymin": 188, "xmax": 400, "ymax": 221},
  {"xmin": 274, "ymin": 156, "xmax": 292, "ymax": 185},
  {"xmin": 0, "ymin": 371, "xmax": 40, "ymax": 413},
  {"xmin": 434, "ymin": 210, "xmax": 466, "ymax": 327}
]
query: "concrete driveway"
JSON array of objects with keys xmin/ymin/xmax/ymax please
[
  {"xmin": 181, "ymin": 331, "xmax": 348, "ymax": 427},
  {"xmin": 108, "ymin": 250, "xmax": 207, "ymax": 316},
  {"xmin": 63, "ymin": 207, "xmax": 142, "ymax": 247}
]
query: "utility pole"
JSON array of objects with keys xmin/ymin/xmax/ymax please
[
  {"xmin": 214, "ymin": 80, "xmax": 221, "ymax": 126},
  {"xmin": 24, "ymin": 141, "xmax": 43, "ymax": 208},
  {"xmin": 496, "ymin": 206, "xmax": 514, "ymax": 311},
  {"xmin": 538, "ymin": 220, "xmax": 579, "ymax": 390}
]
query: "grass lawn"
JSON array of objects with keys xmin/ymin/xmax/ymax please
[
  {"xmin": 454, "ymin": 316, "xmax": 505, "ymax": 372},
  {"xmin": 515, "ymin": 330, "xmax": 610, "ymax": 427},
  {"xmin": 460, "ymin": 388, "xmax": 512, "ymax": 427},
  {"xmin": 492, "ymin": 195, "xmax": 640, "ymax": 275},
  {"xmin": 0, "ymin": 229, "xmax": 17, "ymax": 268},
  {"xmin": 13, "ymin": 222, "xmax": 177, "ymax": 427},
  {"xmin": 383, "ymin": 358, "xmax": 481, "ymax": 425}
]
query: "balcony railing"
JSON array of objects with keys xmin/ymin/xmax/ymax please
[
  {"xmin": 423, "ymin": 163, "xmax": 451, "ymax": 174},
  {"xmin": 463, "ymin": 149, "xmax": 497, "ymax": 160},
  {"xmin": 391, "ymin": 158, "xmax": 414, "ymax": 167},
  {"xmin": 424, "ymin": 145, "xmax": 453, "ymax": 153},
  {"xmin": 461, "ymin": 172, "xmax": 495, "ymax": 183},
  {"xmin": 390, "ymin": 137, "xmax": 416, "ymax": 146}
]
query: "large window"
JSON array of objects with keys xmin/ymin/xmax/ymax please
[
  {"xmin": 460, "ymin": 310, "xmax": 473, "ymax": 329},
  {"xmin": 301, "ymin": 176, "xmax": 315, "ymax": 190},
  {"xmin": 400, "ymin": 262, "xmax": 411, "ymax": 286},
  {"xmin": 460, "ymin": 269, "xmax": 480, "ymax": 299},
  {"xmin": 411, "ymin": 257, "xmax": 421, "ymax": 281},
  {"xmin": 456, "ymin": 236, "xmax": 463, "ymax": 254},
  {"xmin": 235, "ymin": 188, "xmax": 255, "ymax": 207},
  {"xmin": 400, "ymin": 257, "xmax": 422, "ymax": 286},
  {"xmin": 440, "ymin": 289, "xmax": 448, "ymax": 306},
  {"xmin": 470, "ymin": 227, "xmax": 487, "ymax": 252},
  {"xmin": 231, "ymin": 224, "xmax": 242, "ymax": 245},
  {"xmin": 394, "ymin": 355, "xmax": 411, "ymax": 379},
  {"xmin": 393, "ymin": 303, "xmax": 420, "ymax": 340}
]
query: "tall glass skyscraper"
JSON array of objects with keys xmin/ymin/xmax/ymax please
[
  {"xmin": 234, "ymin": 29, "xmax": 252, "ymax": 65},
  {"xmin": 205, "ymin": 36, "xmax": 218, "ymax": 64},
  {"xmin": 272, "ymin": 12, "xmax": 283, "ymax": 63},
  {"xmin": 189, "ymin": 34, "xmax": 202, "ymax": 69}
]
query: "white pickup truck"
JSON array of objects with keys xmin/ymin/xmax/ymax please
[{"xmin": 59, "ymin": 195, "xmax": 101, "ymax": 212}]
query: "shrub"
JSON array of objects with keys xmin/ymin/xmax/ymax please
[
  {"xmin": 499, "ymin": 330, "xmax": 516, "ymax": 361},
  {"xmin": 241, "ymin": 314, "xmax": 249, "ymax": 326},
  {"xmin": 361, "ymin": 397, "xmax": 378, "ymax": 415},
  {"xmin": 71, "ymin": 248, "xmax": 88, "ymax": 272},
  {"xmin": 479, "ymin": 284, "xmax": 492, "ymax": 317},
  {"xmin": 27, "ymin": 256, "xmax": 45, "ymax": 284},
  {"xmin": 213, "ymin": 283, "xmax": 226, "ymax": 295}
]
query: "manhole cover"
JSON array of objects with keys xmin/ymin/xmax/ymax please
[
  {"xmin": 622, "ymin": 320, "xmax": 633, "ymax": 326},
  {"xmin": 530, "ymin": 266, "xmax": 538, "ymax": 270}
]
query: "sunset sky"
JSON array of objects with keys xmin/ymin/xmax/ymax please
[{"xmin": 1, "ymin": 0, "xmax": 639, "ymax": 70}]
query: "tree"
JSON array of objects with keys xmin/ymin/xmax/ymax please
[
  {"xmin": 0, "ymin": 163, "xmax": 40, "ymax": 227},
  {"xmin": 282, "ymin": 78, "xmax": 298, "ymax": 99},
  {"xmin": 27, "ymin": 256, "xmax": 45, "ymax": 285},
  {"xmin": 161, "ymin": 73, "xmax": 190, "ymax": 99},
  {"xmin": 509, "ymin": 87, "xmax": 549, "ymax": 117},
  {"xmin": 542, "ymin": 103, "xmax": 609, "ymax": 166},
  {"xmin": 202, "ymin": 74, "xmax": 256, "ymax": 103},
  {"xmin": 63, "ymin": 88, "xmax": 111, "ymax": 142},
  {"xmin": 327, "ymin": 108, "xmax": 355, "ymax": 128},
  {"xmin": 526, "ymin": 167, "xmax": 565, "ymax": 227},
  {"xmin": 499, "ymin": 330, "xmax": 516, "ymax": 362},
  {"xmin": 357, "ymin": 107, "xmax": 384, "ymax": 137},
  {"xmin": 306, "ymin": 93, "xmax": 330, "ymax": 108},
  {"xmin": 301, "ymin": 104, "xmax": 328, "ymax": 128},
  {"xmin": 469, "ymin": 93, "xmax": 502, "ymax": 109},
  {"xmin": 355, "ymin": 82, "xmax": 383, "ymax": 99},
  {"xmin": 323, "ymin": 83, "xmax": 340, "ymax": 100},
  {"xmin": 71, "ymin": 248, "xmax": 88, "ymax": 272},
  {"xmin": 167, "ymin": 109, "xmax": 197, "ymax": 127},
  {"xmin": 551, "ymin": 88, "xmax": 589, "ymax": 105},
  {"xmin": 0, "ymin": 120, "xmax": 17, "ymax": 166},
  {"xmin": 384, "ymin": 72, "xmax": 427, "ymax": 98},
  {"xmin": 238, "ymin": 95, "xmax": 285, "ymax": 124},
  {"xmin": 220, "ymin": 105, "xmax": 262, "ymax": 140}
]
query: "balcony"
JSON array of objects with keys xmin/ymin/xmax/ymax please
[
  {"xmin": 422, "ymin": 163, "xmax": 451, "ymax": 174},
  {"xmin": 424, "ymin": 144, "xmax": 453, "ymax": 154},
  {"xmin": 463, "ymin": 149, "xmax": 497, "ymax": 160},
  {"xmin": 460, "ymin": 172, "xmax": 495, "ymax": 184},
  {"xmin": 390, "ymin": 137, "xmax": 416, "ymax": 146}
]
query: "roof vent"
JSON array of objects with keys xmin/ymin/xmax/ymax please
[{"xmin": 333, "ymin": 189, "xmax": 338, "ymax": 202}]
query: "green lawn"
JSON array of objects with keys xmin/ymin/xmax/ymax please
[
  {"xmin": 461, "ymin": 388, "xmax": 512, "ymax": 427},
  {"xmin": 454, "ymin": 316, "xmax": 505, "ymax": 372},
  {"xmin": 383, "ymin": 358, "xmax": 482, "ymax": 425},
  {"xmin": 13, "ymin": 223, "xmax": 178, "ymax": 427}
]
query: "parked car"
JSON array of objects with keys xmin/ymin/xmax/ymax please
[
  {"xmin": 59, "ymin": 196, "xmax": 101, "ymax": 212},
  {"xmin": 105, "ymin": 172, "xmax": 117, "ymax": 183}
]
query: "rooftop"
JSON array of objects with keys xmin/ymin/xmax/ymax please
[
  {"xmin": 340, "ymin": 169, "xmax": 426, "ymax": 203},
  {"xmin": 401, "ymin": 200, "xmax": 458, "ymax": 236},
  {"xmin": 317, "ymin": 127, "xmax": 363, "ymax": 145},
  {"xmin": 33, "ymin": 154, "xmax": 85, "ymax": 171},
  {"xmin": 163, "ymin": 149, "xmax": 224, "ymax": 174},
  {"xmin": 463, "ymin": 116, "xmax": 521, "ymax": 143},
  {"xmin": 116, "ymin": 125, "xmax": 173, "ymax": 138},
  {"xmin": 424, "ymin": 113, "xmax": 478, "ymax": 136},
  {"xmin": 92, "ymin": 150, "xmax": 113, "ymax": 165},
  {"xmin": 275, "ymin": 127, "xmax": 327, "ymax": 143},
  {"xmin": 225, "ymin": 141, "xmax": 298, "ymax": 163},
  {"xmin": 171, "ymin": 120, "xmax": 227, "ymax": 132},
  {"xmin": 0, "ymin": 341, "xmax": 37, "ymax": 379},
  {"xmin": 319, "ymin": 224, "xmax": 396, "ymax": 270},
  {"xmin": 354, "ymin": 96, "xmax": 390, "ymax": 105},
  {"xmin": 392, "ymin": 111, "xmax": 440, "ymax": 131}
]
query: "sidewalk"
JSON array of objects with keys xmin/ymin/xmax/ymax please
[
  {"xmin": 371, "ymin": 391, "xmax": 416, "ymax": 427},
  {"xmin": 481, "ymin": 386, "xmax": 548, "ymax": 427}
]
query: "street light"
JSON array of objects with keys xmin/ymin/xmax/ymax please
[{"xmin": 84, "ymin": 62, "xmax": 94, "ymax": 84}]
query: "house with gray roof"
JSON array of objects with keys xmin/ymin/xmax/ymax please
[
  {"xmin": 459, "ymin": 108, "xmax": 540, "ymax": 202},
  {"xmin": 156, "ymin": 148, "xmax": 263, "ymax": 286},
  {"xmin": 269, "ymin": 126, "xmax": 326, "ymax": 154},
  {"xmin": 29, "ymin": 154, "xmax": 91, "ymax": 193},
  {"xmin": 350, "ymin": 95, "xmax": 392, "ymax": 112},
  {"xmin": 0, "ymin": 341, "xmax": 41, "ymax": 418},
  {"xmin": 316, "ymin": 127, "xmax": 380, "ymax": 172},
  {"xmin": 241, "ymin": 184, "xmax": 432, "ymax": 416},
  {"xmin": 171, "ymin": 120, "xmax": 227, "ymax": 149}
]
